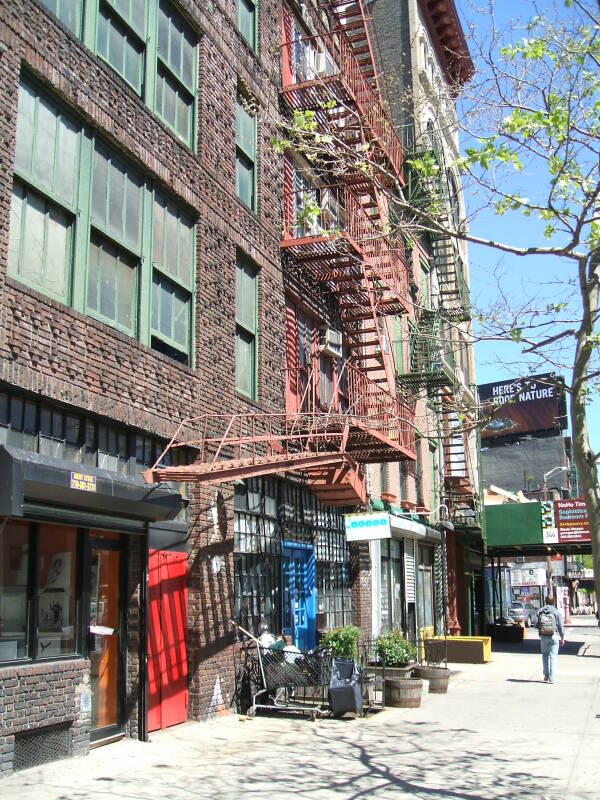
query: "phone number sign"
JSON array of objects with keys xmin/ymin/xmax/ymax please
[{"xmin": 70, "ymin": 471, "xmax": 97, "ymax": 492}]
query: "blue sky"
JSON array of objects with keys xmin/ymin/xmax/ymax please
[{"xmin": 454, "ymin": 0, "xmax": 600, "ymax": 455}]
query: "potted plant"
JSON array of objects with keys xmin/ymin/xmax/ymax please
[
  {"xmin": 375, "ymin": 630, "xmax": 422, "ymax": 708},
  {"xmin": 320, "ymin": 625, "xmax": 360, "ymax": 661}
]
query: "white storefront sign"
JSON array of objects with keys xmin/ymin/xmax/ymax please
[{"xmin": 345, "ymin": 511, "xmax": 391, "ymax": 541}]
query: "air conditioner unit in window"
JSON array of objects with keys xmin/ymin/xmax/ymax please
[{"xmin": 319, "ymin": 327, "xmax": 343, "ymax": 359}]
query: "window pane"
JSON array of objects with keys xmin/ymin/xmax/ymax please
[
  {"xmin": 14, "ymin": 82, "xmax": 35, "ymax": 175},
  {"xmin": 100, "ymin": 243, "xmax": 117, "ymax": 320},
  {"xmin": 8, "ymin": 184, "xmax": 24, "ymax": 276},
  {"xmin": 0, "ymin": 521, "xmax": 30, "ymax": 661},
  {"xmin": 33, "ymin": 96, "xmax": 57, "ymax": 190},
  {"xmin": 160, "ymin": 279, "xmax": 172, "ymax": 337},
  {"xmin": 56, "ymin": 115, "xmax": 79, "ymax": 205},
  {"xmin": 236, "ymin": 101, "xmax": 255, "ymax": 155},
  {"xmin": 158, "ymin": 4, "xmax": 169, "ymax": 60},
  {"xmin": 236, "ymin": 327, "xmax": 255, "ymax": 396},
  {"xmin": 236, "ymin": 258, "xmax": 257, "ymax": 331},
  {"xmin": 108, "ymin": 162, "xmax": 125, "ymax": 239},
  {"xmin": 109, "ymin": 16, "xmax": 125, "ymax": 74},
  {"xmin": 125, "ymin": 173, "xmax": 141, "ymax": 248},
  {"xmin": 151, "ymin": 277, "xmax": 159, "ymax": 331},
  {"xmin": 238, "ymin": 0, "xmax": 255, "ymax": 50},
  {"xmin": 170, "ymin": 18, "xmax": 182, "ymax": 76},
  {"xmin": 58, "ymin": 0, "xmax": 79, "ymax": 34},
  {"xmin": 153, "ymin": 195, "xmax": 165, "ymax": 267},
  {"xmin": 124, "ymin": 38, "xmax": 142, "ymax": 93},
  {"xmin": 166, "ymin": 202, "xmax": 178, "ymax": 277},
  {"xmin": 37, "ymin": 525, "xmax": 77, "ymax": 657},
  {"xmin": 182, "ymin": 36, "xmax": 195, "ymax": 89},
  {"xmin": 88, "ymin": 235, "xmax": 137, "ymax": 333},
  {"xmin": 179, "ymin": 216, "xmax": 193, "ymax": 285},
  {"xmin": 97, "ymin": 8, "xmax": 108, "ymax": 56},
  {"xmin": 176, "ymin": 93, "xmax": 191, "ymax": 142},
  {"xmin": 45, "ymin": 205, "xmax": 69, "ymax": 299},
  {"xmin": 164, "ymin": 78, "xmax": 176, "ymax": 127},
  {"xmin": 22, "ymin": 191, "xmax": 46, "ymax": 287},
  {"xmin": 173, "ymin": 290, "xmax": 188, "ymax": 345},
  {"xmin": 236, "ymin": 152, "xmax": 254, "ymax": 209},
  {"xmin": 92, "ymin": 147, "xmax": 109, "ymax": 226}
]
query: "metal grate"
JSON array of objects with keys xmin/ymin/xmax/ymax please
[{"xmin": 14, "ymin": 724, "xmax": 72, "ymax": 772}]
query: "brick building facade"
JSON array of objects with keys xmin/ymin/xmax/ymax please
[{"xmin": 0, "ymin": 0, "xmax": 482, "ymax": 777}]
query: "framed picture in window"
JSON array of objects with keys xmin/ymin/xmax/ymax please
[
  {"xmin": 44, "ymin": 552, "xmax": 71, "ymax": 591},
  {"xmin": 39, "ymin": 590, "xmax": 69, "ymax": 631}
]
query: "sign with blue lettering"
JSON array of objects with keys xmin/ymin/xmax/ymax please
[{"xmin": 344, "ymin": 512, "xmax": 391, "ymax": 541}]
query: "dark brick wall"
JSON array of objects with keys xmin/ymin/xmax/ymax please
[{"xmin": 0, "ymin": 659, "xmax": 91, "ymax": 776}]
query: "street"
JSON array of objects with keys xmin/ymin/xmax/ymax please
[{"xmin": 3, "ymin": 621, "xmax": 599, "ymax": 800}]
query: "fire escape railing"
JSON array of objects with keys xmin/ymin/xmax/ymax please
[
  {"xmin": 281, "ymin": 31, "xmax": 404, "ymax": 179},
  {"xmin": 286, "ymin": 359, "xmax": 415, "ymax": 454},
  {"xmin": 282, "ymin": 183, "xmax": 409, "ymax": 303}
]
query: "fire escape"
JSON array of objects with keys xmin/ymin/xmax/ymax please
[
  {"xmin": 143, "ymin": 0, "xmax": 416, "ymax": 505},
  {"xmin": 400, "ymin": 127, "xmax": 481, "ymax": 529}
]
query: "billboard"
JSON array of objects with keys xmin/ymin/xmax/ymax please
[
  {"xmin": 478, "ymin": 373, "xmax": 567, "ymax": 440},
  {"xmin": 541, "ymin": 498, "xmax": 590, "ymax": 544}
]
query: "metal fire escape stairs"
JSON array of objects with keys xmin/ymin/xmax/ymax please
[{"xmin": 144, "ymin": 1, "xmax": 414, "ymax": 503}]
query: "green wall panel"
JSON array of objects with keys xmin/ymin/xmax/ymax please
[{"xmin": 485, "ymin": 503, "xmax": 543, "ymax": 548}]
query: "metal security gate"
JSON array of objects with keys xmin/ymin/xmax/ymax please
[{"xmin": 148, "ymin": 550, "xmax": 188, "ymax": 732}]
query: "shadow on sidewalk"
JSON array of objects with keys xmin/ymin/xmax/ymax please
[
  {"xmin": 491, "ymin": 639, "xmax": 584, "ymax": 656},
  {"xmin": 505, "ymin": 678, "xmax": 547, "ymax": 684}
]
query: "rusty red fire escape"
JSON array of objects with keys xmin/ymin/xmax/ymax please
[{"xmin": 144, "ymin": 1, "xmax": 416, "ymax": 505}]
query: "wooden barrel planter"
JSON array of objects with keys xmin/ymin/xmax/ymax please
[
  {"xmin": 384, "ymin": 677, "xmax": 423, "ymax": 708},
  {"xmin": 412, "ymin": 665, "xmax": 450, "ymax": 694}
]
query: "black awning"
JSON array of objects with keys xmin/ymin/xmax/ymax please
[{"xmin": 0, "ymin": 444, "xmax": 182, "ymax": 523}]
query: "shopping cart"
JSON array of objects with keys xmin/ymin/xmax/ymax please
[{"xmin": 232, "ymin": 622, "xmax": 333, "ymax": 719}]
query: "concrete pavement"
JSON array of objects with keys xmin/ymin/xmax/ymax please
[{"xmin": 3, "ymin": 622, "xmax": 599, "ymax": 799}]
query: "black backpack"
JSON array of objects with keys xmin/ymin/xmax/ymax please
[{"xmin": 538, "ymin": 608, "xmax": 557, "ymax": 637}]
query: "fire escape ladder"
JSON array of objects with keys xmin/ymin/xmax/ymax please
[{"xmin": 330, "ymin": 0, "xmax": 383, "ymax": 100}]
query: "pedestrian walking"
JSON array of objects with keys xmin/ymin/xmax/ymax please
[{"xmin": 537, "ymin": 595, "xmax": 565, "ymax": 684}]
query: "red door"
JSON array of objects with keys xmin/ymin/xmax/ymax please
[{"xmin": 148, "ymin": 549, "xmax": 188, "ymax": 732}]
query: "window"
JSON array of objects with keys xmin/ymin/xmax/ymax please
[
  {"xmin": 393, "ymin": 316, "xmax": 404, "ymax": 376},
  {"xmin": 0, "ymin": 521, "xmax": 78, "ymax": 663},
  {"xmin": 9, "ymin": 79, "xmax": 195, "ymax": 362},
  {"xmin": 236, "ymin": 254, "xmax": 258, "ymax": 398},
  {"xmin": 39, "ymin": 0, "xmax": 198, "ymax": 148},
  {"xmin": 380, "ymin": 539, "xmax": 404, "ymax": 632},
  {"xmin": 156, "ymin": 1, "xmax": 197, "ymax": 144},
  {"xmin": 9, "ymin": 81, "xmax": 80, "ymax": 301},
  {"xmin": 40, "ymin": 0, "xmax": 81, "ymax": 35},
  {"xmin": 151, "ymin": 193, "xmax": 194, "ymax": 358},
  {"xmin": 238, "ymin": 0, "xmax": 257, "ymax": 51},
  {"xmin": 236, "ymin": 95, "xmax": 257, "ymax": 211},
  {"xmin": 0, "ymin": 521, "xmax": 30, "ymax": 661},
  {"xmin": 97, "ymin": 0, "xmax": 146, "ymax": 95}
]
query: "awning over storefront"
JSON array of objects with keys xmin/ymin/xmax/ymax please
[
  {"xmin": 0, "ymin": 445, "xmax": 182, "ymax": 527},
  {"xmin": 389, "ymin": 514, "xmax": 426, "ymax": 538}
]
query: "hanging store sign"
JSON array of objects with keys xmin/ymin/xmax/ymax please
[
  {"xmin": 554, "ymin": 499, "xmax": 590, "ymax": 543},
  {"xmin": 541, "ymin": 498, "xmax": 590, "ymax": 544},
  {"xmin": 344, "ymin": 511, "xmax": 391, "ymax": 541}
]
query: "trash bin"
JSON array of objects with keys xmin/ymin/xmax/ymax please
[{"xmin": 328, "ymin": 658, "xmax": 362, "ymax": 717}]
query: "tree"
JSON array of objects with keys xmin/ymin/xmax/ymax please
[{"xmin": 272, "ymin": 0, "xmax": 600, "ymax": 601}]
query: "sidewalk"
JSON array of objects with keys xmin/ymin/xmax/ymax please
[{"xmin": 3, "ymin": 626, "xmax": 599, "ymax": 799}]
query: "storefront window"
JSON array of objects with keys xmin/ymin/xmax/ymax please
[
  {"xmin": 37, "ymin": 525, "xmax": 77, "ymax": 657},
  {"xmin": 380, "ymin": 539, "xmax": 404, "ymax": 632},
  {"xmin": 0, "ymin": 521, "xmax": 30, "ymax": 661}
]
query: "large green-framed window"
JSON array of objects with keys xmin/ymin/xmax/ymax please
[
  {"xmin": 235, "ymin": 254, "xmax": 259, "ymax": 398},
  {"xmin": 238, "ymin": 0, "xmax": 258, "ymax": 52},
  {"xmin": 39, "ymin": 0, "xmax": 198, "ymax": 148},
  {"xmin": 236, "ymin": 96, "xmax": 257, "ymax": 211},
  {"xmin": 9, "ymin": 78, "xmax": 196, "ymax": 364},
  {"xmin": 8, "ymin": 81, "xmax": 81, "ymax": 301},
  {"xmin": 393, "ymin": 316, "xmax": 404, "ymax": 376}
]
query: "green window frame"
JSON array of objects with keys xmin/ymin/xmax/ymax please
[
  {"xmin": 236, "ymin": 95, "xmax": 257, "ymax": 211},
  {"xmin": 420, "ymin": 256, "xmax": 430, "ymax": 310},
  {"xmin": 235, "ymin": 254, "xmax": 259, "ymax": 399},
  {"xmin": 238, "ymin": 0, "xmax": 258, "ymax": 52},
  {"xmin": 9, "ymin": 77, "xmax": 196, "ymax": 364},
  {"xmin": 39, "ymin": 0, "xmax": 198, "ymax": 148}
]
